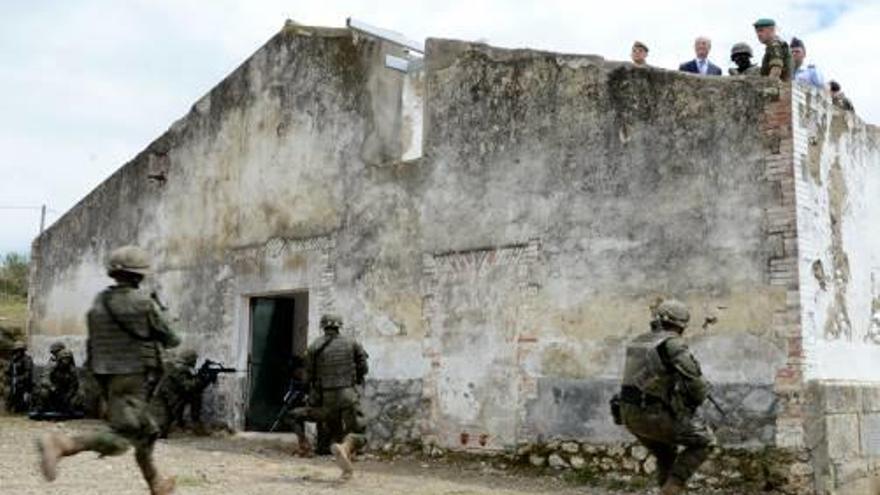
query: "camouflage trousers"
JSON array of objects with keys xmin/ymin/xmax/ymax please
[
  {"xmin": 150, "ymin": 393, "xmax": 202, "ymax": 438},
  {"xmin": 33, "ymin": 384, "xmax": 83, "ymax": 414},
  {"xmin": 621, "ymin": 403, "xmax": 716, "ymax": 486},
  {"xmin": 69, "ymin": 373, "xmax": 162, "ymax": 483},
  {"xmin": 292, "ymin": 387, "xmax": 366, "ymax": 451}
]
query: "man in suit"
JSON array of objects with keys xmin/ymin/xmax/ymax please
[{"xmin": 679, "ymin": 37, "xmax": 722, "ymax": 76}]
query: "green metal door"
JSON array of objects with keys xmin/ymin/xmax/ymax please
[{"xmin": 246, "ymin": 297, "xmax": 295, "ymax": 431}]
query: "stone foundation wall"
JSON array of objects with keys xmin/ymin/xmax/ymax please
[
  {"xmin": 362, "ymin": 378, "xmax": 426, "ymax": 447},
  {"xmin": 410, "ymin": 438, "xmax": 813, "ymax": 494},
  {"xmin": 806, "ymin": 381, "xmax": 880, "ymax": 494}
]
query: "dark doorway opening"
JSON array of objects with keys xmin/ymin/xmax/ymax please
[{"xmin": 246, "ymin": 292, "xmax": 309, "ymax": 431}]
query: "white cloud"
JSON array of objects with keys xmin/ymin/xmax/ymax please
[{"xmin": 1, "ymin": 0, "xmax": 875, "ymax": 253}]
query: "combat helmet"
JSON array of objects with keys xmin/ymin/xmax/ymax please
[
  {"xmin": 179, "ymin": 349, "xmax": 198, "ymax": 368},
  {"xmin": 730, "ymin": 42, "xmax": 753, "ymax": 58},
  {"xmin": 320, "ymin": 314, "xmax": 343, "ymax": 330},
  {"xmin": 12, "ymin": 340, "xmax": 26, "ymax": 351},
  {"xmin": 106, "ymin": 245, "xmax": 151, "ymax": 276},
  {"xmin": 655, "ymin": 299, "xmax": 690, "ymax": 330},
  {"xmin": 49, "ymin": 341, "xmax": 66, "ymax": 356}
]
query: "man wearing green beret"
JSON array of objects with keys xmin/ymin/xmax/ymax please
[
  {"xmin": 754, "ymin": 18, "xmax": 792, "ymax": 81},
  {"xmin": 631, "ymin": 41, "xmax": 649, "ymax": 67}
]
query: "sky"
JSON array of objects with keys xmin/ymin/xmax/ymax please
[{"xmin": 1, "ymin": 0, "xmax": 876, "ymax": 254}]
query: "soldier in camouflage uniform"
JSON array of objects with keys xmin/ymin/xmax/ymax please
[
  {"xmin": 5, "ymin": 340, "xmax": 34, "ymax": 413},
  {"xmin": 32, "ymin": 348, "xmax": 83, "ymax": 416},
  {"xmin": 49, "ymin": 342, "xmax": 67, "ymax": 363},
  {"xmin": 753, "ymin": 18, "xmax": 792, "ymax": 81},
  {"xmin": 36, "ymin": 245, "xmax": 181, "ymax": 495},
  {"xmin": 618, "ymin": 300, "xmax": 715, "ymax": 495},
  {"xmin": 292, "ymin": 314, "xmax": 369, "ymax": 479},
  {"xmin": 728, "ymin": 42, "xmax": 759, "ymax": 76},
  {"xmin": 151, "ymin": 349, "xmax": 205, "ymax": 438}
]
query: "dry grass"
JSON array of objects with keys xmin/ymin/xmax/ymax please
[{"xmin": 0, "ymin": 295, "xmax": 27, "ymax": 343}]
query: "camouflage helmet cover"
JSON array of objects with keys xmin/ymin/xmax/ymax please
[
  {"xmin": 731, "ymin": 42, "xmax": 753, "ymax": 58},
  {"xmin": 320, "ymin": 314, "xmax": 343, "ymax": 329},
  {"xmin": 50, "ymin": 341, "xmax": 66, "ymax": 356},
  {"xmin": 179, "ymin": 349, "xmax": 198, "ymax": 367},
  {"xmin": 655, "ymin": 299, "xmax": 691, "ymax": 329},
  {"xmin": 106, "ymin": 245, "xmax": 151, "ymax": 276}
]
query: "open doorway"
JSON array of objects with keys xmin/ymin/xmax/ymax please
[{"xmin": 245, "ymin": 292, "xmax": 309, "ymax": 431}]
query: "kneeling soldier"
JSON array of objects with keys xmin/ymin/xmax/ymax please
[{"xmin": 619, "ymin": 299, "xmax": 715, "ymax": 495}]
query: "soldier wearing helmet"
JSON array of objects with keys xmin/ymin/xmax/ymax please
[
  {"xmin": 37, "ymin": 245, "xmax": 180, "ymax": 495},
  {"xmin": 5, "ymin": 340, "xmax": 34, "ymax": 413},
  {"xmin": 32, "ymin": 348, "xmax": 83, "ymax": 418},
  {"xmin": 729, "ymin": 42, "xmax": 759, "ymax": 76},
  {"xmin": 49, "ymin": 342, "xmax": 66, "ymax": 361},
  {"xmin": 616, "ymin": 299, "xmax": 715, "ymax": 495},
  {"xmin": 150, "ymin": 349, "xmax": 208, "ymax": 438},
  {"xmin": 293, "ymin": 314, "xmax": 369, "ymax": 479}
]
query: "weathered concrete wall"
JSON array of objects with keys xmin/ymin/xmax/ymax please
[
  {"xmin": 419, "ymin": 40, "xmax": 798, "ymax": 450},
  {"xmin": 29, "ymin": 27, "xmax": 810, "ymax": 458},
  {"xmin": 28, "ymin": 24, "xmax": 425, "ymax": 427},
  {"xmin": 793, "ymin": 85, "xmax": 880, "ymax": 381}
]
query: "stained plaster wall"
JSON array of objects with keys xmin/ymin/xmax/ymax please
[
  {"xmin": 792, "ymin": 85, "xmax": 880, "ymax": 381},
  {"xmin": 30, "ymin": 27, "xmax": 799, "ymax": 451},
  {"xmin": 790, "ymin": 85, "xmax": 880, "ymax": 493}
]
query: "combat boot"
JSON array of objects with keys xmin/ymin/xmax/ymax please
[
  {"xmin": 149, "ymin": 475, "xmax": 176, "ymax": 495},
  {"xmin": 295, "ymin": 434, "xmax": 313, "ymax": 458},
  {"xmin": 36, "ymin": 433, "xmax": 80, "ymax": 481},
  {"xmin": 660, "ymin": 477, "xmax": 686, "ymax": 495},
  {"xmin": 330, "ymin": 436, "xmax": 357, "ymax": 479}
]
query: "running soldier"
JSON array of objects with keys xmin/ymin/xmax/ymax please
[{"xmin": 36, "ymin": 245, "xmax": 181, "ymax": 494}]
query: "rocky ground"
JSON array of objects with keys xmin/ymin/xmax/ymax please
[{"xmin": 0, "ymin": 416, "xmax": 655, "ymax": 495}]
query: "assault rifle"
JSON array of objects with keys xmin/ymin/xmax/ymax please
[
  {"xmin": 197, "ymin": 360, "xmax": 236, "ymax": 386},
  {"xmin": 707, "ymin": 394, "xmax": 727, "ymax": 417},
  {"xmin": 269, "ymin": 380, "xmax": 309, "ymax": 432}
]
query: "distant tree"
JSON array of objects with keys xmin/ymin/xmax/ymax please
[{"xmin": 0, "ymin": 252, "xmax": 29, "ymax": 297}]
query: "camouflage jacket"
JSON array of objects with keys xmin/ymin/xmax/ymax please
[
  {"xmin": 154, "ymin": 360, "xmax": 200, "ymax": 407},
  {"xmin": 306, "ymin": 332, "xmax": 369, "ymax": 390},
  {"xmin": 729, "ymin": 64, "xmax": 760, "ymax": 76},
  {"xmin": 87, "ymin": 284, "xmax": 181, "ymax": 375},
  {"xmin": 761, "ymin": 37, "xmax": 792, "ymax": 81},
  {"xmin": 662, "ymin": 335, "xmax": 709, "ymax": 413}
]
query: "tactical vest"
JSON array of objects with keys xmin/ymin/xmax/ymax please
[
  {"xmin": 87, "ymin": 287, "xmax": 161, "ymax": 375},
  {"xmin": 621, "ymin": 330, "xmax": 680, "ymax": 404},
  {"xmin": 312, "ymin": 334, "xmax": 358, "ymax": 390}
]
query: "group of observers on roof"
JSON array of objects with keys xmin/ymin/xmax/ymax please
[{"xmin": 629, "ymin": 18, "xmax": 854, "ymax": 111}]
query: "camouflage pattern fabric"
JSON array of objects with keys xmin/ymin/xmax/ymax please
[
  {"xmin": 621, "ymin": 402, "xmax": 715, "ymax": 486},
  {"xmin": 32, "ymin": 354, "xmax": 83, "ymax": 414},
  {"xmin": 70, "ymin": 374, "xmax": 162, "ymax": 477},
  {"xmin": 292, "ymin": 387, "xmax": 366, "ymax": 450},
  {"xmin": 761, "ymin": 37, "xmax": 792, "ymax": 81},
  {"xmin": 620, "ymin": 321, "xmax": 715, "ymax": 488},
  {"xmin": 729, "ymin": 65, "xmax": 760, "ymax": 76},
  {"xmin": 150, "ymin": 359, "xmax": 202, "ymax": 437}
]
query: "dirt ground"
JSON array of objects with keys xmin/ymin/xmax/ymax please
[{"xmin": 0, "ymin": 416, "xmax": 647, "ymax": 495}]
